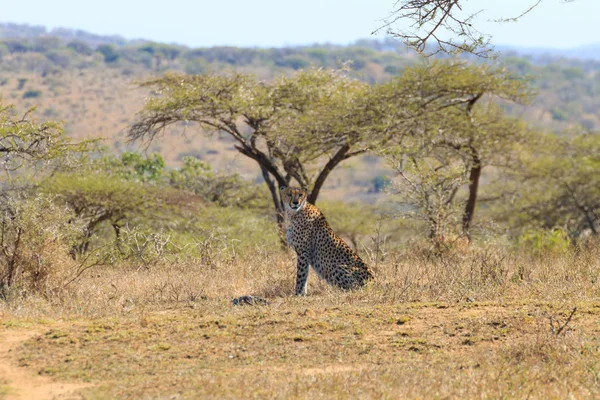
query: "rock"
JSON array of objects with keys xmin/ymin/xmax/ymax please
[{"xmin": 232, "ymin": 295, "xmax": 269, "ymax": 306}]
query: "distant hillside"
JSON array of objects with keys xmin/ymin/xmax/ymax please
[
  {"xmin": 3, "ymin": 21, "xmax": 600, "ymax": 61},
  {"xmin": 0, "ymin": 22, "xmax": 141, "ymax": 47},
  {"xmin": 1, "ymin": 22, "xmax": 600, "ymax": 201},
  {"xmin": 499, "ymin": 44, "xmax": 600, "ymax": 62}
]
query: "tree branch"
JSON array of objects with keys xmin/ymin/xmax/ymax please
[{"xmin": 308, "ymin": 144, "xmax": 351, "ymax": 204}]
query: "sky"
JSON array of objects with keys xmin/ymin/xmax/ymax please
[{"xmin": 2, "ymin": 0, "xmax": 599, "ymax": 49}]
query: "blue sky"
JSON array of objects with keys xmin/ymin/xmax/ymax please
[{"xmin": 3, "ymin": 0, "xmax": 599, "ymax": 49}]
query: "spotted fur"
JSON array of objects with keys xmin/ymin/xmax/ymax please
[{"xmin": 280, "ymin": 186, "xmax": 374, "ymax": 296}]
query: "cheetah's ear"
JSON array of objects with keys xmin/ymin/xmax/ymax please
[
  {"xmin": 279, "ymin": 185, "xmax": 287, "ymax": 191},
  {"xmin": 301, "ymin": 186, "xmax": 308, "ymax": 192}
]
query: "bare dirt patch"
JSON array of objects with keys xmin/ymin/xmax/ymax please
[{"xmin": 0, "ymin": 328, "xmax": 92, "ymax": 400}]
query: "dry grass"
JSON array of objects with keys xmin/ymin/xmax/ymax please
[{"xmin": 2, "ymin": 243, "xmax": 600, "ymax": 398}]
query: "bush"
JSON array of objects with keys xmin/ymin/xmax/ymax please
[
  {"xmin": 99, "ymin": 152, "xmax": 165, "ymax": 182},
  {"xmin": 96, "ymin": 44, "xmax": 119, "ymax": 63},
  {"xmin": 0, "ymin": 196, "xmax": 84, "ymax": 297},
  {"xmin": 518, "ymin": 228, "xmax": 570, "ymax": 255},
  {"xmin": 168, "ymin": 157, "xmax": 269, "ymax": 209},
  {"xmin": 67, "ymin": 40, "xmax": 93, "ymax": 56},
  {"xmin": 22, "ymin": 89, "xmax": 42, "ymax": 98}
]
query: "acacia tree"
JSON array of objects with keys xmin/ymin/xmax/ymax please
[
  {"xmin": 128, "ymin": 68, "xmax": 396, "ymax": 228},
  {"xmin": 377, "ymin": 0, "xmax": 574, "ymax": 57},
  {"xmin": 378, "ymin": 60, "xmax": 532, "ymax": 240}
]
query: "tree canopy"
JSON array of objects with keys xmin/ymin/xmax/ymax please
[
  {"xmin": 0, "ymin": 103, "xmax": 89, "ymax": 173},
  {"xmin": 129, "ymin": 68, "xmax": 396, "ymax": 227},
  {"xmin": 379, "ymin": 61, "xmax": 533, "ymax": 240}
]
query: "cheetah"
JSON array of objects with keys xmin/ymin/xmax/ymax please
[{"xmin": 280, "ymin": 185, "xmax": 374, "ymax": 296}]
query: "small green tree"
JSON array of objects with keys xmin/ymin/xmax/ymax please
[
  {"xmin": 42, "ymin": 152, "xmax": 169, "ymax": 256},
  {"xmin": 43, "ymin": 171, "xmax": 158, "ymax": 256}
]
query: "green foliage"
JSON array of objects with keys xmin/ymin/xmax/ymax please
[
  {"xmin": 372, "ymin": 175, "xmax": 391, "ymax": 193},
  {"xmin": 96, "ymin": 44, "xmax": 119, "ymax": 63},
  {"xmin": 66, "ymin": 40, "xmax": 93, "ymax": 55},
  {"xmin": 138, "ymin": 43, "xmax": 182, "ymax": 60},
  {"xmin": 184, "ymin": 58, "xmax": 209, "ymax": 75},
  {"xmin": 116, "ymin": 203, "xmax": 280, "ymax": 266},
  {"xmin": 30, "ymin": 37, "xmax": 62, "ymax": 53},
  {"xmin": 46, "ymin": 49, "xmax": 71, "ymax": 68},
  {"xmin": 505, "ymin": 131, "xmax": 600, "ymax": 241},
  {"xmin": 518, "ymin": 229, "xmax": 570, "ymax": 255},
  {"xmin": 40, "ymin": 148, "xmax": 274, "ymax": 258},
  {"xmin": 550, "ymin": 108, "xmax": 568, "ymax": 121},
  {"xmin": 0, "ymin": 102, "xmax": 92, "ymax": 172},
  {"xmin": 0, "ymin": 100, "xmax": 97, "ymax": 295},
  {"xmin": 121, "ymin": 152, "xmax": 165, "ymax": 181},
  {"xmin": 22, "ymin": 89, "xmax": 41, "ymax": 98},
  {"xmin": 275, "ymin": 56, "xmax": 310, "ymax": 70},
  {"xmin": 97, "ymin": 152, "xmax": 165, "ymax": 183},
  {"xmin": 42, "ymin": 171, "xmax": 159, "ymax": 255},
  {"xmin": 169, "ymin": 157, "xmax": 268, "ymax": 209},
  {"xmin": 380, "ymin": 60, "xmax": 533, "ymax": 110},
  {"xmin": 3, "ymin": 38, "xmax": 29, "ymax": 53},
  {"xmin": 379, "ymin": 60, "xmax": 533, "ymax": 240}
]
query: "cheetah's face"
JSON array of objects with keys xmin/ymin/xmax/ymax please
[{"xmin": 280, "ymin": 186, "xmax": 308, "ymax": 213}]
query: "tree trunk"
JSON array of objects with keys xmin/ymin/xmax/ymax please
[
  {"xmin": 6, "ymin": 227, "xmax": 22, "ymax": 288},
  {"xmin": 460, "ymin": 94, "xmax": 483, "ymax": 241},
  {"xmin": 260, "ymin": 166, "xmax": 287, "ymax": 247},
  {"xmin": 308, "ymin": 144, "xmax": 350, "ymax": 205},
  {"xmin": 462, "ymin": 148, "xmax": 481, "ymax": 240}
]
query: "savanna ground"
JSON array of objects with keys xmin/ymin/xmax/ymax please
[{"xmin": 2, "ymin": 243, "xmax": 600, "ymax": 399}]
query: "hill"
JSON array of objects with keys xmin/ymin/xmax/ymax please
[{"xmin": 1, "ymin": 22, "xmax": 600, "ymax": 200}]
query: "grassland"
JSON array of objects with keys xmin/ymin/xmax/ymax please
[
  {"xmin": 2, "ymin": 26, "xmax": 600, "ymax": 400},
  {"xmin": 1, "ymin": 243, "xmax": 600, "ymax": 399}
]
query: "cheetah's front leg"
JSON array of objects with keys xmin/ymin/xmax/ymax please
[{"xmin": 295, "ymin": 252, "xmax": 310, "ymax": 296}]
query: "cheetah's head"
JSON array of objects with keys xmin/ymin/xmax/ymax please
[{"xmin": 280, "ymin": 186, "xmax": 308, "ymax": 213}]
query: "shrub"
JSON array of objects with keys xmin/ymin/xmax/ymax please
[
  {"xmin": 67, "ymin": 40, "xmax": 93, "ymax": 56},
  {"xmin": 0, "ymin": 196, "xmax": 84, "ymax": 297},
  {"xmin": 96, "ymin": 44, "xmax": 119, "ymax": 63},
  {"xmin": 22, "ymin": 89, "xmax": 42, "ymax": 98},
  {"xmin": 168, "ymin": 157, "xmax": 269, "ymax": 209},
  {"xmin": 518, "ymin": 228, "xmax": 570, "ymax": 255}
]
